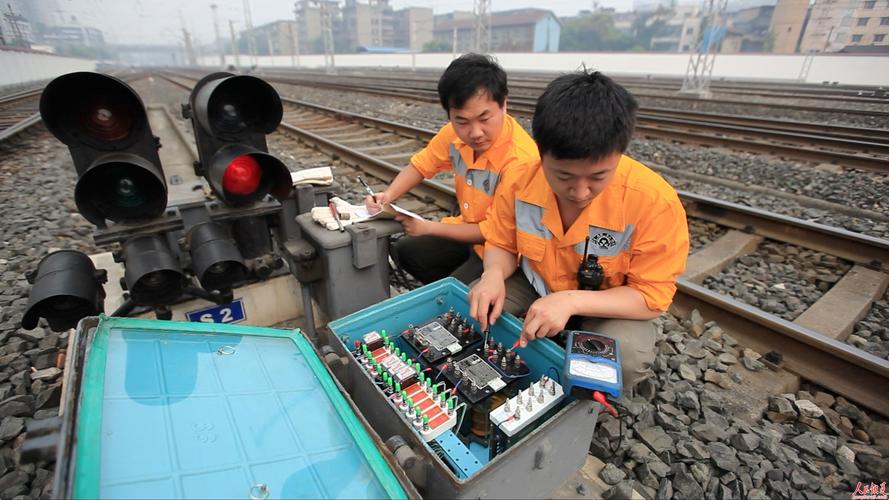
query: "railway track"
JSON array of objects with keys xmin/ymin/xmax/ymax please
[
  {"xmin": 0, "ymin": 86, "xmax": 42, "ymax": 142},
  {"xmin": 307, "ymin": 67, "xmax": 889, "ymax": 103},
  {"xmin": 158, "ymin": 71, "xmax": 889, "ymax": 417},
  {"xmin": 240, "ymin": 71, "xmax": 889, "ymax": 173}
]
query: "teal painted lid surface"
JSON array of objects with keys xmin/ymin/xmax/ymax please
[{"xmin": 73, "ymin": 315, "xmax": 406, "ymax": 500}]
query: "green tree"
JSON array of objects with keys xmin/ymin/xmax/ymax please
[{"xmin": 422, "ymin": 39, "xmax": 451, "ymax": 52}]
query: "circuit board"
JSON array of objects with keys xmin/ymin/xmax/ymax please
[{"xmin": 402, "ymin": 312, "xmax": 482, "ymax": 363}]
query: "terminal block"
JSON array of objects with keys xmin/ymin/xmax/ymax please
[
  {"xmin": 488, "ymin": 375, "xmax": 564, "ymax": 457},
  {"xmin": 358, "ymin": 336, "xmax": 457, "ymax": 442}
]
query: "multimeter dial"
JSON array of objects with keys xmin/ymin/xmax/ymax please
[{"xmin": 571, "ymin": 333, "xmax": 616, "ymax": 360}]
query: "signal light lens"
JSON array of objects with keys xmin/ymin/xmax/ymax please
[
  {"xmin": 81, "ymin": 103, "xmax": 133, "ymax": 142},
  {"xmin": 222, "ymin": 155, "xmax": 263, "ymax": 195},
  {"xmin": 75, "ymin": 155, "xmax": 166, "ymax": 225}
]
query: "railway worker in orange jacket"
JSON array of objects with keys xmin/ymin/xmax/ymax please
[
  {"xmin": 468, "ymin": 70, "xmax": 690, "ymax": 389},
  {"xmin": 365, "ymin": 53, "xmax": 539, "ymax": 285}
]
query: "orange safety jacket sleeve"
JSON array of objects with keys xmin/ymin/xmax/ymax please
[
  {"xmin": 409, "ymin": 124, "xmax": 453, "ymax": 178},
  {"xmin": 479, "ymin": 163, "xmax": 529, "ymax": 255},
  {"xmin": 626, "ymin": 198, "xmax": 689, "ymax": 312}
]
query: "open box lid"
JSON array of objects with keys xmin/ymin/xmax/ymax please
[{"xmin": 67, "ymin": 315, "xmax": 407, "ymax": 499}]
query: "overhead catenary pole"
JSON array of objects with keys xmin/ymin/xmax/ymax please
[
  {"xmin": 229, "ymin": 20, "xmax": 241, "ymax": 70},
  {"xmin": 473, "ymin": 0, "xmax": 491, "ymax": 53},
  {"xmin": 679, "ymin": 0, "xmax": 728, "ymax": 98},
  {"xmin": 288, "ymin": 20, "xmax": 300, "ymax": 67},
  {"xmin": 211, "ymin": 4, "xmax": 225, "ymax": 68},
  {"xmin": 452, "ymin": 25, "xmax": 457, "ymax": 59},
  {"xmin": 318, "ymin": 0, "xmax": 335, "ymax": 72},
  {"xmin": 243, "ymin": 0, "xmax": 258, "ymax": 67}
]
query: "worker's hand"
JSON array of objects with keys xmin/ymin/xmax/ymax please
[
  {"xmin": 468, "ymin": 270, "xmax": 506, "ymax": 331},
  {"xmin": 395, "ymin": 215, "xmax": 434, "ymax": 236},
  {"xmin": 365, "ymin": 191, "xmax": 391, "ymax": 215},
  {"xmin": 519, "ymin": 292, "xmax": 574, "ymax": 347}
]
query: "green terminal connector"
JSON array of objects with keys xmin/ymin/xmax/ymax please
[
  {"xmin": 432, "ymin": 386, "xmax": 438, "ymax": 396},
  {"xmin": 361, "ymin": 344, "xmax": 368, "ymax": 353},
  {"xmin": 448, "ymin": 397, "xmax": 456, "ymax": 410},
  {"xmin": 423, "ymin": 414, "xmax": 430, "ymax": 425},
  {"xmin": 401, "ymin": 353, "xmax": 407, "ymax": 362},
  {"xmin": 401, "ymin": 390, "xmax": 408, "ymax": 401},
  {"xmin": 395, "ymin": 382, "xmax": 402, "ymax": 393},
  {"xmin": 381, "ymin": 329, "xmax": 388, "ymax": 338},
  {"xmin": 415, "ymin": 362, "xmax": 422, "ymax": 372},
  {"xmin": 387, "ymin": 375, "xmax": 394, "ymax": 387},
  {"xmin": 395, "ymin": 347, "xmax": 401, "ymax": 357},
  {"xmin": 419, "ymin": 373, "xmax": 426, "ymax": 385}
]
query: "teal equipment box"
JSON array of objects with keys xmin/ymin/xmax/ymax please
[
  {"xmin": 326, "ymin": 278, "xmax": 598, "ymax": 499},
  {"xmin": 56, "ymin": 315, "xmax": 411, "ymax": 499}
]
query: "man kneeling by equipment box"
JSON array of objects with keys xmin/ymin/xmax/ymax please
[{"xmin": 468, "ymin": 70, "xmax": 690, "ymax": 391}]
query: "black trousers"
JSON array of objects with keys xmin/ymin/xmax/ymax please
[{"xmin": 392, "ymin": 235, "xmax": 484, "ymax": 285}]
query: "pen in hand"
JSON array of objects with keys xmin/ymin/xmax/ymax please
[{"xmin": 357, "ymin": 176, "xmax": 377, "ymax": 203}]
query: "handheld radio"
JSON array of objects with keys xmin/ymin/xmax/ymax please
[{"xmin": 577, "ymin": 236, "xmax": 604, "ymax": 292}]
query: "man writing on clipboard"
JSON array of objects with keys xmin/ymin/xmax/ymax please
[{"xmin": 365, "ymin": 54, "xmax": 538, "ymax": 285}]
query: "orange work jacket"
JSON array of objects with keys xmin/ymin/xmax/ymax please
[
  {"xmin": 480, "ymin": 156, "xmax": 689, "ymax": 312},
  {"xmin": 410, "ymin": 114, "xmax": 539, "ymax": 257}
]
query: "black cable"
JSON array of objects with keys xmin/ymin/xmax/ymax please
[{"xmin": 594, "ymin": 401, "xmax": 629, "ymax": 460}]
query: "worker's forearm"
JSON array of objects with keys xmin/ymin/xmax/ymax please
[
  {"xmin": 481, "ymin": 246, "xmax": 518, "ymax": 280},
  {"xmin": 428, "ymin": 222, "xmax": 485, "ymax": 244},
  {"xmin": 558, "ymin": 286, "xmax": 662, "ymax": 320},
  {"xmin": 384, "ymin": 165, "xmax": 426, "ymax": 202}
]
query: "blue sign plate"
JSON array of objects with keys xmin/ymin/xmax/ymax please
[{"xmin": 186, "ymin": 299, "xmax": 246, "ymax": 324}]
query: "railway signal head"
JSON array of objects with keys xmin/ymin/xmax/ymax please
[
  {"xmin": 22, "ymin": 251, "xmax": 107, "ymax": 332},
  {"xmin": 39, "ymin": 72, "xmax": 167, "ymax": 227},
  {"xmin": 185, "ymin": 72, "xmax": 291, "ymax": 206}
]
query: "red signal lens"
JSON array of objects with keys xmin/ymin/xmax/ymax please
[{"xmin": 222, "ymin": 155, "xmax": 262, "ymax": 195}]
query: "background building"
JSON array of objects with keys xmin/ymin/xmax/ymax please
[
  {"xmin": 1, "ymin": 8, "xmax": 33, "ymax": 47},
  {"xmin": 722, "ymin": 5, "xmax": 775, "ymax": 52},
  {"xmin": 433, "ymin": 8, "xmax": 560, "ymax": 53},
  {"xmin": 241, "ymin": 20, "xmax": 298, "ymax": 56},
  {"xmin": 649, "ymin": 4, "xmax": 702, "ymax": 52},
  {"xmin": 799, "ymin": 0, "xmax": 856, "ymax": 52},
  {"xmin": 392, "ymin": 7, "xmax": 433, "ymax": 50},
  {"xmin": 847, "ymin": 0, "xmax": 889, "ymax": 48},
  {"xmin": 769, "ymin": 0, "xmax": 808, "ymax": 53}
]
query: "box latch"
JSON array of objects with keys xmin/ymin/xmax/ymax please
[{"xmin": 347, "ymin": 223, "xmax": 377, "ymax": 269}]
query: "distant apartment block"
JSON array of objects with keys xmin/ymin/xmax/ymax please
[
  {"xmin": 241, "ymin": 21, "xmax": 299, "ymax": 56},
  {"xmin": 432, "ymin": 8, "xmax": 560, "ymax": 52},
  {"xmin": 721, "ymin": 5, "xmax": 774, "ymax": 52},
  {"xmin": 769, "ymin": 0, "xmax": 808, "ymax": 53},
  {"xmin": 847, "ymin": 0, "xmax": 889, "ymax": 47},
  {"xmin": 392, "ymin": 7, "xmax": 433, "ymax": 50},
  {"xmin": 649, "ymin": 4, "xmax": 701, "ymax": 52},
  {"xmin": 799, "ymin": 0, "xmax": 856, "ymax": 52}
]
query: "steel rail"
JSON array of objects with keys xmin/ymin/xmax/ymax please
[
  {"xmin": 276, "ymin": 78, "xmax": 889, "ymax": 170},
  {"xmin": 258, "ymin": 68, "xmax": 889, "ymax": 103},
  {"xmin": 672, "ymin": 281, "xmax": 889, "ymax": 417}
]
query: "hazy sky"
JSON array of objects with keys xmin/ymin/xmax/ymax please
[{"xmin": 54, "ymin": 0, "xmax": 638, "ymax": 46}]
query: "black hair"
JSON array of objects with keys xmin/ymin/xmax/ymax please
[
  {"xmin": 532, "ymin": 70, "xmax": 637, "ymax": 162},
  {"xmin": 437, "ymin": 53, "xmax": 508, "ymax": 113}
]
